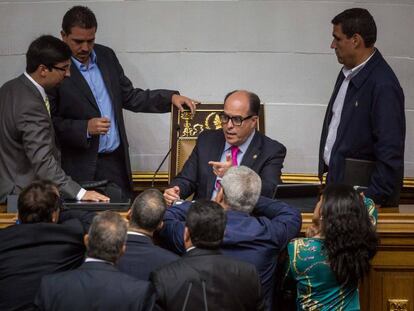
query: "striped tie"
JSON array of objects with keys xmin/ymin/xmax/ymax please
[{"xmin": 44, "ymin": 97, "xmax": 50, "ymax": 115}]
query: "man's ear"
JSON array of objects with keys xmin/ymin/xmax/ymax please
[
  {"xmin": 156, "ymin": 221, "xmax": 164, "ymax": 231},
  {"xmin": 61, "ymin": 30, "xmax": 67, "ymax": 41},
  {"xmin": 120, "ymin": 244, "xmax": 126, "ymax": 257},
  {"xmin": 51, "ymin": 210, "xmax": 59, "ymax": 223},
  {"xmin": 126, "ymin": 209, "xmax": 132, "ymax": 221},
  {"xmin": 83, "ymin": 234, "xmax": 89, "ymax": 248},
  {"xmin": 353, "ymin": 33, "xmax": 363, "ymax": 48},
  {"xmin": 184, "ymin": 227, "xmax": 191, "ymax": 244}
]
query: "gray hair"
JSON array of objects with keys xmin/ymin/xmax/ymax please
[
  {"xmin": 221, "ymin": 166, "xmax": 261, "ymax": 213},
  {"xmin": 86, "ymin": 211, "xmax": 127, "ymax": 263},
  {"xmin": 130, "ymin": 189, "xmax": 166, "ymax": 232}
]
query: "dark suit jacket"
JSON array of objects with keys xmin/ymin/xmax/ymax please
[
  {"xmin": 0, "ymin": 74, "xmax": 81, "ymax": 202},
  {"xmin": 50, "ymin": 44, "xmax": 178, "ymax": 188},
  {"xmin": 319, "ymin": 50, "xmax": 405, "ymax": 205},
  {"xmin": 117, "ymin": 233, "xmax": 179, "ymax": 280},
  {"xmin": 34, "ymin": 261, "xmax": 154, "ymax": 311},
  {"xmin": 0, "ymin": 210, "xmax": 93, "ymax": 311},
  {"xmin": 150, "ymin": 248, "xmax": 264, "ymax": 311},
  {"xmin": 158, "ymin": 197, "xmax": 301, "ymax": 310},
  {"xmin": 170, "ymin": 129, "xmax": 286, "ymax": 199}
]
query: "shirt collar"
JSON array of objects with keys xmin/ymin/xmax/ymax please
[
  {"xmin": 24, "ymin": 72, "xmax": 47, "ymax": 102},
  {"xmin": 342, "ymin": 49, "xmax": 376, "ymax": 79},
  {"xmin": 72, "ymin": 49, "xmax": 97, "ymax": 72},
  {"xmin": 85, "ymin": 257, "xmax": 113, "ymax": 265},
  {"xmin": 224, "ymin": 129, "xmax": 256, "ymax": 153},
  {"xmin": 186, "ymin": 246, "xmax": 196, "ymax": 253}
]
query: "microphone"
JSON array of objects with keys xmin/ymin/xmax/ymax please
[{"xmin": 151, "ymin": 124, "xmax": 180, "ymax": 188}]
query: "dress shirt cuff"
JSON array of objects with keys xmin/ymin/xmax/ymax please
[{"xmin": 76, "ymin": 188, "xmax": 87, "ymax": 201}]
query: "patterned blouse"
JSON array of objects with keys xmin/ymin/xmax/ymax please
[{"xmin": 285, "ymin": 198, "xmax": 377, "ymax": 310}]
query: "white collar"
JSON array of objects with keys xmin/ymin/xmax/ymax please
[
  {"xmin": 342, "ymin": 49, "xmax": 376, "ymax": 79},
  {"xmin": 24, "ymin": 72, "xmax": 47, "ymax": 102}
]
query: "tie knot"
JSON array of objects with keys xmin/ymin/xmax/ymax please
[{"xmin": 230, "ymin": 145, "xmax": 239, "ymax": 166}]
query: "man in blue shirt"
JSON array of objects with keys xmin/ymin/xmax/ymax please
[{"xmin": 51, "ymin": 6, "xmax": 198, "ymax": 198}]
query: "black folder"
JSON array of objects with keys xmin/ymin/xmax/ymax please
[{"xmin": 343, "ymin": 158, "xmax": 375, "ymax": 188}]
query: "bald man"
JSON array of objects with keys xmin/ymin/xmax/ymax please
[{"xmin": 164, "ymin": 90, "xmax": 286, "ymax": 204}]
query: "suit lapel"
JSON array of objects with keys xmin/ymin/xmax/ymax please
[
  {"xmin": 241, "ymin": 131, "xmax": 262, "ymax": 168},
  {"xmin": 69, "ymin": 60, "xmax": 100, "ymax": 112},
  {"xmin": 19, "ymin": 74, "xmax": 56, "ymax": 136},
  {"xmin": 318, "ymin": 72, "xmax": 345, "ymax": 177},
  {"xmin": 206, "ymin": 132, "xmax": 226, "ymax": 197}
]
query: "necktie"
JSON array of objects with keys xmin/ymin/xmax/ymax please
[
  {"xmin": 215, "ymin": 146, "xmax": 240, "ymax": 191},
  {"xmin": 44, "ymin": 97, "xmax": 50, "ymax": 115},
  {"xmin": 230, "ymin": 145, "xmax": 239, "ymax": 166}
]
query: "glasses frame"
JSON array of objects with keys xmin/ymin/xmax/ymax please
[
  {"xmin": 50, "ymin": 65, "xmax": 68, "ymax": 73},
  {"xmin": 219, "ymin": 113, "xmax": 255, "ymax": 126}
]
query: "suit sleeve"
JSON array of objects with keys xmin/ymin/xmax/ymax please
[
  {"xmin": 149, "ymin": 272, "xmax": 167, "ymax": 311},
  {"xmin": 112, "ymin": 49, "xmax": 179, "ymax": 113},
  {"xmin": 259, "ymin": 143, "xmax": 287, "ymax": 198},
  {"xmin": 254, "ymin": 196, "xmax": 302, "ymax": 247},
  {"xmin": 169, "ymin": 137, "xmax": 202, "ymax": 199},
  {"xmin": 18, "ymin": 95, "xmax": 81, "ymax": 199},
  {"xmin": 33, "ymin": 276, "xmax": 49, "ymax": 310},
  {"xmin": 49, "ymin": 88, "xmax": 91, "ymax": 150},
  {"xmin": 365, "ymin": 81, "xmax": 405, "ymax": 205},
  {"xmin": 158, "ymin": 202, "xmax": 191, "ymax": 254}
]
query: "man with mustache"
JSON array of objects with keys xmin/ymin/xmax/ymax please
[
  {"xmin": 51, "ymin": 6, "xmax": 198, "ymax": 199},
  {"xmin": 164, "ymin": 90, "xmax": 286, "ymax": 204}
]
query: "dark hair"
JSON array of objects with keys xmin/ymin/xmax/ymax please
[
  {"xmin": 320, "ymin": 184, "xmax": 378, "ymax": 286},
  {"xmin": 26, "ymin": 35, "xmax": 71, "ymax": 73},
  {"xmin": 186, "ymin": 200, "xmax": 226, "ymax": 249},
  {"xmin": 130, "ymin": 189, "xmax": 166, "ymax": 231},
  {"xmin": 87, "ymin": 211, "xmax": 127, "ymax": 263},
  {"xmin": 332, "ymin": 8, "xmax": 377, "ymax": 47},
  {"xmin": 224, "ymin": 90, "xmax": 261, "ymax": 116},
  {"xmin": 17, "ymin": 180, "xmax": 60, "ymax": 224},
  {"xmin": 62, "ymin": 6, "xmax": 98, "ymax": 34}
]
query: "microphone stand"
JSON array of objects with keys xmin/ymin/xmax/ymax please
[{"xmin": 151, "ymin": 125, "xmax": 180, "ymax": 188}]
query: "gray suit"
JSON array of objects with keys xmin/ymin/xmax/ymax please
[{"xmin": 0, "ymin": 74, "xmax": 80, "ymax": 202}]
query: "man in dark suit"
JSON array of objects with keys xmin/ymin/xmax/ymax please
[
  {"xmin": 0, "ymin": 35, "xmax": 108, "ymax": 203},
  {"xmin": 52, "ymin": 6, "xmax": 197, "ymax": 198},
  {"xmin": 151, "ymin": 199, "xmax": 265, "ymax": 311},
  {"xmin": 117, "ymin": 189, "xmax": 179, "ymax": 280},
  {"xmin": 319, "ymin": 8, "xmax": 405, "ymax": 206},
  {"xmin": 159, "ymin": 166, "xmax": 301, "ymax": 310},
  {"xmin": 0, "ymin": 180, "xmax": 95, "ymax": 311},
  {"xmin": 35, "ymin": 211, "xmax": 154, "ymax": 311},
  {"xmin": 164, "ymin": 90, "xmax": 286, "ymax": 203}
]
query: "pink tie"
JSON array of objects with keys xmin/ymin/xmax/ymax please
[
  {"xmin": 215, "ymin": 146, "xmax": 240, "ymax": 190},
  {"xmin": 231, "ymin": 145, "xmax": 239, "ymax": 166}
]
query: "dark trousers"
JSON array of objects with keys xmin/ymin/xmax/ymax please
[{"xmin": 95, "ymin": 147, "xmax": 131, "ymax": 199}]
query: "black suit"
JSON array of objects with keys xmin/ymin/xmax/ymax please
[
  {"xmin": 34, "ymin": 261, "xmax": 154, "ymax": 311},
  {"xmin": 50, "ymin": 44, "xmax": 178, "ymax": 192},
  {"xmin": 150, "ymin": 248, "xmax": 264, "ymax": 311},
  {"xmin": 0, "ymin": 210, "xmax": 93, "ymax": 311},
  {"xmin": 117, "ymin": 233, "xmax": 179, "ymax": 280},
  {"xmin": 170, "ymin": 129, "xmax": 286, "ymax": 199}
]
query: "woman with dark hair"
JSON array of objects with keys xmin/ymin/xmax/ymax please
[{"xmin": 285, "ymin": 184, "xmax": 378, "ymax": 310}]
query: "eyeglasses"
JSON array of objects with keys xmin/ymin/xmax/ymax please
[
  {"xmin": 50, "ymin": 65, "xmax": 69, "ymax": 73},
  {"xmin": 219, "ymin": 113, "xmax": 255, "ymax": 126}
]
